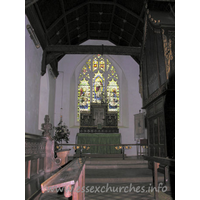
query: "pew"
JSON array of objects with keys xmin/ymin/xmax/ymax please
[
  {"xmin": 39, "ymin": 158, "xmax": 86, "ymax": 200},
  {"xmin": 143, "ymin": 156, "xmax": 175, "ymax": 200}
]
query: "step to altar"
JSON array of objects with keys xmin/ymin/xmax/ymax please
[
  {"xmin": 73, "ymin": 153, "xmax": 125, "ymax": 158},
  {"xmin": 84, "ymin": 157, "xmax": 164, "ymax": 184},
  {"xmin": 85, "ymin": 157, "xmax": 148, "ymax": 164}
]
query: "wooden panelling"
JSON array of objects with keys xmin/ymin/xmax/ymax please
[
  {"xmin": 159, "ymin": 114, "xmax": 165, "ymax": 145},
  {"xmin": 27, "ymin": 160, "xmax": 31, "ymax": 179},
  {"xmin": 31, "ymin": 159, "xmax": 37, "ymax": 177},
  {"xmin": 39, "ymin": 157, "xmax": 44, "ymax": 172},
  {"xmin": 25, "ymin": 161, "xmax": 28, "ymax": 179},
  {"xmin": 25, "ymin": 133, "xmax": 47, "ymax": 181},
  {"xmin": 147, "ymin": 104, "xmax": 154, "ymax": 118},
  {"xmin": 146, "ymin": 96, "xmax": 167, "ymax": 161},
  {"xmin": 156, "ymin": 32, "xmax": 166, "ymax": 85},
  {"xmin": 146, "ymin": 28, "xmax": 159, "ymax": 95},
  {"xmin": 142, "ymin": 53, "xmax": 148, "ymax": 100},
  {"xmin": 149, "ymin": 119, "xmax": 154, "ymax": 144},
  {"xmin": 154, "ymin": 118, "xmax": 158, "ymax": 144},
  {"xmin": 155, "ymin": 98, "xmax": 163, "ymax": 114},
  {"xmin": 141, "ymin": 11, "xmax": 175, "ymax": 175},
  {"xmin": 25, "ymin": 133, "xmax": 47, "ymax": 199}
]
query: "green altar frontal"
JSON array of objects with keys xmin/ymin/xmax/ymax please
[{"xmin": 76, "ymin": 133, "xmax": 121, "ymax": 154}]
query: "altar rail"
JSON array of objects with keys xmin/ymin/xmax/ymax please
[
  {"xmin": 59, "ymin": 143, "xmax": 148, "ymax": 160},
  {"xmin": 143, "ymin": 156, "xmax": 175, "ymax": 200}
]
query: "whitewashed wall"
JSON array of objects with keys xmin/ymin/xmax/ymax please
[
  {"xmin": 25, "ymin": 16, "xmax": 56, "ymax": 135},
  {"xmin": 55, "ymin": 40, "xmax": 143, "ymax": 156},
  {"xmin": 25, "ymin": 16, "xmax": 42, "ymax": 135}
]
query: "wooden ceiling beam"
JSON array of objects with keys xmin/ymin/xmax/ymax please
[
  {"xmin": 108, "ymin": 0, "xmax": 116, "ymax": 40},
  {"xmin": 113, "ymin": 14, "xmax": 143, "ymax": 36},
  {"xmin": 111, "ymin": 31, "xmax": 130, "ymax": 45},
  {"xmin": 34, "ymin": 3, "xmax": 51, "ymax": 45},
  {"xmin": 41, "ymin": 45, "xmax": 141, "ymax": 75},
  {"xmin": 89, "ymin": 0, "xmax": 144, "ymax": 23},
  {"xmin": 47, "ymin": 0, "xmax": 143, "ymax": 33},
  {"xmin": 87, "ymin": 4, "xmax": 90, "ymax": 39},
  {"xmin": 111, "ymin": 23, "xmax": 141, "ymax": 45},
  {"xmin": 129, "ymin": 4, "xmax": 145, "ymax": 46},
  {"xmin": 60, "ymin": 0, "xmax": 71, "ymax": 44},
  {"xmin": 47, "ymin": 2, "xmax": 87, "ymax": 33},
  {"xmin": 169, "ymin": 3, "xmax": 175, "ymax": 17},
  {"xmin": 25, "ymin": 0, "xmax": 39, "ymax": 9},
  {"xmin": 45, "ymin": 45, "xmax": 141, "ymax": 55}
]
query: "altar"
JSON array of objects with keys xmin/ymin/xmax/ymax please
[
  {"xmin": 76, "ymin": 133, "xmax": 121, "ymax": 154},
  {"xmin": 76, "ymin": 103, "xmax": 121, "ymax": 154}
]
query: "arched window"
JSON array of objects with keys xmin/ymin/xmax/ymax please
[{"xmin": 77, "ymin": 55, "xmax": 120, "ymax": 121}]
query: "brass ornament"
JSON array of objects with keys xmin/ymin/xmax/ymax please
[{"xmin": 115, "ymin": 146, "xmax": 122, "ymax": 150}]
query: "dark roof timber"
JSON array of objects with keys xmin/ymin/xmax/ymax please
[{"xmin": 25, "ymin": 0, "xmax": 175, "ymax": 76}]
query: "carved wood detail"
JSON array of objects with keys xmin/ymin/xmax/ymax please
[
  {"xmin": 25, "ymin": 141, "xmax": 46, "ymax": 155},
  {"xmin": 162, "ymin": 29, "xmax": 173, "ymax": 80}
]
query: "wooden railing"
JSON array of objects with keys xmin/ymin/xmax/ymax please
[
  {"xmin": 59, "ymin": 143, "xmax": 148, "ymax": 160},
  {"xmin": 143, "ymin": 156, "xmax": 175, "ymax": 200},
  {"xmin": 40, "ymin": 158, "xmax": 86, "ymax": 200}
]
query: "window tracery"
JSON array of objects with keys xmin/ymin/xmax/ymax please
[{"xmin": 77, "ymin": 55, "xmax": 120, "ymax": 121}]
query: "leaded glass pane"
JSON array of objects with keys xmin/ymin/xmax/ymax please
[
  {"xmin": 107, "ymin": 79, "xmax": 119, "ymax": 114},
  {"xmin": 93, "ymin": 57, "xmax": 98, "ymax": 71},
  {"xmin": 99, "ymin": 58, "xmax": 105, "ymax": 72},
  {"xmin": 77, "ymin": 78, "xmax": 90, "ymax": 121},
  {"xmin": 92, "ymin": 71, "xmax": 105, "ymax": 103},
  {"xmin": 106, "ymin": 59, "xmax": 111, "ymax": 71},
  {"xmin": 86, "ymin": 59, "xmax": 91, "ymax": 71}
]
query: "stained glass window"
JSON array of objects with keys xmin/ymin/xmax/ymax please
[
  {"xmin": 92, "ymin": 71, "xmax": 105, "ymax": 103},
  {"xmin": 99, "ymin": 58, "xmax": 105, "ymax": 72},
  {"xmin": 107, "ymin": 79, "xmax": 120, "ymax": 119},
  {"xmin": 82, "ymin": 66, "xmax": 87, "ymax": 74},
  {"xmin": 86, "ymin": 59, "xmax": 91, "ymax": 71},
  {"xmin": 93, "ymin": 57, "xmax": 98, "ymax": 71},
  {"xmin": 77, "ymin": 78, "xmax": 90, "ymax": 121},
  {"xmin": 106, "ymin": 59, "xmax": 111, "ymax": 71},
  {"xmin": 77, "ymin": 55, "xmax": 120, "ymax": 121}
]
